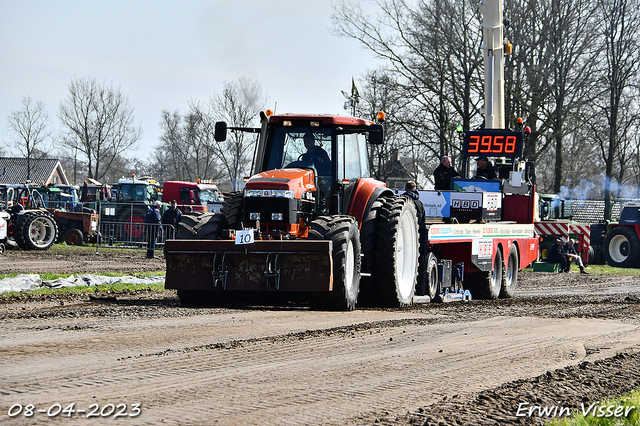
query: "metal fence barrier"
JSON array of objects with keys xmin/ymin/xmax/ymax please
[{"xmin": 96, "ymin": 221, "xmax": 175, "ymax": 254}]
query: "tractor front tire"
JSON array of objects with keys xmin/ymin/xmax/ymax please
[
  {"xmin": 374, "ymin": 196, "xmax": 419, "ymax": 307},
  {"xmin": 309, "ymin": 216, "xmax": 361, "ymax": 311},
  {"xmin": 221, "ymin": 192, "xmax": 243, "ymax": 230},
  {"xmin": 64, "ymin": 228, "xmax": 84, "ymax": 246},
  {"xmin": 604, "ymin": 226, "xmax": 640, "ymax": 268}
]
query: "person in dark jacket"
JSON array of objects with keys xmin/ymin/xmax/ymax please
[
  {"xmin": 433, "ymin": 156, "xmax": 461, "ymax": 190},
  {"xmin": 145, "ymin": 200, "xmax": 162, "ymax": 259},
  {"xmin": 162, "ymin": 199, "xmax": 182, "ymax": 229},
  {"xmin": 563, "ymin": 239, "xmax": 588, "ymax": 273},
  {"xmin": 547, "ymin": 238, "xmax": 568, "ymax": 272},
  {"xmin": 475, "ymin": 156, "xmax": 497, "ymax": 179}
]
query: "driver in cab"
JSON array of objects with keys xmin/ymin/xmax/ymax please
[{"xmin": 300, "ymin": 132, "xmax": 330, "ymax": 176}]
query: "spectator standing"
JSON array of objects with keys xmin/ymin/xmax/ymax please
[
  {"xmin": 162, "ymin": 199, "xmax": 182, "ymax": 229},
  {"xmin": 433, "ymin": 156, "xmax": 461, "ymax": 190},
  {"xmin": 145, "ymin": 200, "xmax": 162, "ymax": 259}
]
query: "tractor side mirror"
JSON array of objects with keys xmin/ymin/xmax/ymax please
[
  {"xmin": 368, "ymin": 124, "xmax": 384, "ymax": 145},
  {"xmin": 214, "ymin": 121, "xmax": 228, "ymax": 142}
]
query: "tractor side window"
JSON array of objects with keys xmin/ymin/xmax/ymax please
[{"xmin": 338, "ymin": 133, "xmax": 362, "ymax": 181}]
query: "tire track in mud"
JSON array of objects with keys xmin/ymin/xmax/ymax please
[{"xmin": 2, "ymin": 317, "xmax": 639, "ymax": 426}]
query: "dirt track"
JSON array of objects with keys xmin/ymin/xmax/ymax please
[{"xmin": 1, "ymin": 249, "xmax": 640, "ymax": 425}]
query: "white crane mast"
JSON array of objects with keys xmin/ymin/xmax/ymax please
[{"xmin": 480, "ymin": 0, "xmax": 505, "ymax": 129}]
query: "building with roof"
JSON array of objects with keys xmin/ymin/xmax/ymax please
[{"xmin": 0, "ymin": 157, "xmax": 70, "ymax": 185}]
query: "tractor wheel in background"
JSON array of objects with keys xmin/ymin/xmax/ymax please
[
  {"xmin": 590, "ymin": 224, "xmax": 607, "ymax": 264},
  {"xmin": 587, "ymin": 245, "xmax": 595, "ymax": 265},
  {"xmin": 221, "ymin": 192, "xmax": 243, "ymax": 230},
  {"xmin": 604, "ymin": 226, "xmax": 640, "ymax": 268},
  {"xmin": 309, "ymin": 215, "xmax": 361, "ymax": 311},
  {"xmin": 466, "ymin": 248, "xmax": 503, "ymax": 300},
  {"xmin": 15, "ymin": 211, "xmax": 58, "ymax": 250},
  {"xmin": 373, "ymin": 196, "xmax": 419, "ymax": 307},
  {"xmin": 0, "ymin": 243, "xmax": 5, "ymax": 254},
  {"xmin": 425, "ymin": 252, "xmax": 441, "ymax": 302},
  {"xmin": 176, "ymin": 212, "xmax": 224, "ymax": 240},
  {"xmin": 500, "ymin": 244, "xmax": 519, "ymax": 298},
  {"xmin": 64, "ymin": 228, "xmax": 84, "ymax": 246},
  {"xmin": 539, "ymin": 242, "xmax": 553, "ymax": 261}
]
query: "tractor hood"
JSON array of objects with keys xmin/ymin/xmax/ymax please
[{"xmin": 245, "ymin": 169, "xmax": 318, "ymax": 198}]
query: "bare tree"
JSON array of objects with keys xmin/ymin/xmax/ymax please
[
  {"xmin": 591, "ymin": 0, "xmax": 640, "ymax": 219},
  {"xmin": 58, "ymin": 77, "xmax": 141, "ymax": 181},
  {"xmin": 205, "ymin": 78, "xmax": 268, "ymax": 190},
  {"xmin": 333, "ymin": 0, "xmax": 484, "ymax": 185},
  {"xmin": 5, "ymin": 96, "xmax": 52, "ymax": 180}
]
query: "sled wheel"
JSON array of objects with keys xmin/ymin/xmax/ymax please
[{"xmin": 500, "ymin": 244, "xmax": 518, "ymax": 298}]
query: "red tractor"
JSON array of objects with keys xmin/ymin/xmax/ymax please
[{"xmin": 165, "ymin": 111, "xmax": 421, "ymax": 310}]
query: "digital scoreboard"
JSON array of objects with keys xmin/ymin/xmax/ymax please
[{"xmin": 463, "ymin": 130, "xmax": 524, "ymax": 158}]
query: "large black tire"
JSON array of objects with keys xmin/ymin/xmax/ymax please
[
  {"xmin": 539, "ymin": 242, "xmax": 553, "ymax": 261},
  {"xmin": 466, "ymin": 248, "xmax": 503, "ymax": 300},
  {"xmin": 425, "ymin": 252, "xmax": 440, "ymax": 302},
  {"xmin": 221, "ymin": 191, "xmax": 243, "ymax": 230},
  {"xmin": 590, "ymin": 224, "xmax": 607, "ymax": 265},
  {"xmin": 373, "ymin": 196, "xmax": 419, "ymax": 307},
  {"xmin": 500, "ymin": 244, "xmax": 518, "ymax": 298},
  {"xmin": 357, "ymin": 199, "xmax": 382, "ymax": 307},
  {"xmin": 308, "ymin": 216, "xmax": 361, "ymax": 311},
  {"xmin": 604, "ymin": 226, "xmax": 640, "ymax": 268},
  {"xmin": 176, "ymin": 212, "xmax": 224, "ymax": 240},
  {"xmin": 64, "ymin": 228, "xmax": 84, "ymax": 246},
  {"xmin": 15, "ymin": 211, "xmax": 58, "ymax": 250}
]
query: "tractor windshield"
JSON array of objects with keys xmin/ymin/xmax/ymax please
[
  {"xmin": 198, "ymin": 188, "xmax": 223, "ymax": 203},
  {"xmin": 265, "ymin": 126, "xmax": 333, "ymax": 178}
]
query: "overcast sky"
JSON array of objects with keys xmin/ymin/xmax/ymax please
[{"xmin": 0, "ymin": 0, "xmax": 380, "ymax": 158}]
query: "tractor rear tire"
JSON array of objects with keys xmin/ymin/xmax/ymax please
[
  {"xmin": 357, "ymin": 199, "xmax": 382, "ymax": 307},
  {"xmin": 15, "ymin": 211, "xmax": 58, "ymax": 250},
  {"xmin": 500, "ymin": 244, "xmax": 518, "ymax": 298},
  {"xmin": 176, "ymin": 212, "xmax": 224, "ymax": 240},
  {"xmin": 604, "ymin": 226, "xmax": 640, "ymax": 268},
  {"xmin": 373, "ymin": 196, "xmax": 419, "ymax": 307},
  {"xmin": 221, "ymin": 192, "xmax": 243, "ymax": 230},
  {"xmin": 466, "ymin": 248, "xmax": 503, "ymax": 300},
  {"xmin": 64, "ymin": 228, "xmax": 84, "ymax": 246},
  {"xmin": 309, "ymin": 216, "xmax": 361, "ymax": 311}
]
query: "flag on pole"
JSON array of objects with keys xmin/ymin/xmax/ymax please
[{"xmin": 351, "ymin": 77, "xmax": 360, "ymax": 100}]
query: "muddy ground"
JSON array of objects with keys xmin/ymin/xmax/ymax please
[{"xmin": 1, "ymin": 248, "xmax": 640, "ymax": 425}]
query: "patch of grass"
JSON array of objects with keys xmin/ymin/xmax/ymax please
[
  {"xmin": 547, "ymin": 388, "xmax": 640, "ymax": 425},
  {"xmin": 0, "ymin": 279, "xmax": 167, "ymax": 299},
  {"xmin": 0, "ymin": 271, "xmax": 165, "ymax": 281},
  {"xmin": 526, "ymin": 264, "xmax": 640, "ymax": 276}
]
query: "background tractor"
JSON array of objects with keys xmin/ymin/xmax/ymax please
[{"xmin": 0, "ymin": 184, "xmax": 59, "ymax": 251}]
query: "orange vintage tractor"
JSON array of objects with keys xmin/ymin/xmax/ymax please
[{"xmin": 164, "ymin": 111, "xmax": 421, "ymax": 310}]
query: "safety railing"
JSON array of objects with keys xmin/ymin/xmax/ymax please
[{"xmin": 96, "ymin": 221, "xmax": 175, "ymax": 254}]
